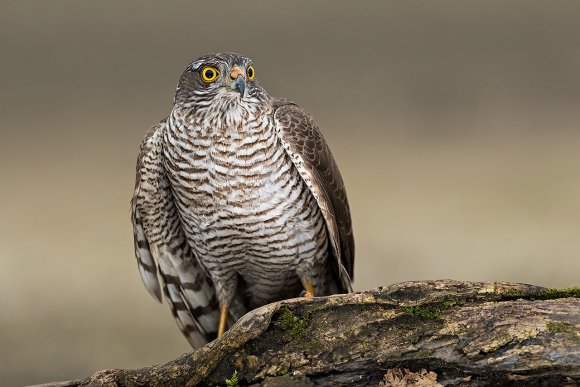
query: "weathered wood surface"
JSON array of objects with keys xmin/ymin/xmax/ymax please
[{"xmin": 36, "ymin": 280, "xmax": 580, "ymax": 386}]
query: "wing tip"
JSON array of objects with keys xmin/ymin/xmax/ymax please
[{"xmin": 138, "ymin": 264, "xmax": 163, "ymax": 303}]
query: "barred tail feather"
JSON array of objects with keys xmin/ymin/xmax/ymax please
[
  {"xmin": 155, "ymin": 243, "xmax": 220, "ymax": 346},
  {"xmin": 156, "ymin": 245, "xmax": 218, "ymax": 347},
  {"xmin": 132, "ymin": 208, "xmax": 162, "ymax": 302}
]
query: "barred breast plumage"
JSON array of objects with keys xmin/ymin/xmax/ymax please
[{"xmin": 132, "ymin": 52, "xmax": 354, "ymax": 347}]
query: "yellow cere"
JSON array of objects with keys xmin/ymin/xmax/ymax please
[
  {"xmin": 246, "ymin": 65, "xmax": 255, "ymax": 80},
  {"xmin": 201, "ymin": 66, "xmax": 220, "ymax": 82}
]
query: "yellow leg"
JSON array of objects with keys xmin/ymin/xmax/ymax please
[
  {"xmin": 304, "ymin": 281, "xmax": 315, "ymax": 298},
  {"xmin": 218, "ymin": 305, "xmax": 228, "ymax": 337}
]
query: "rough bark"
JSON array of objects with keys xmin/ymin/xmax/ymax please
[{"xmin": 36, "ymin": 280, "xmax": 579, "ymax": 386}]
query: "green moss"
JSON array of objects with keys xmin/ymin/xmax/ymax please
[
  {"xmin": 277, "ymin": 309, "xmax": 311, "ymax": 343},
  {"xmin": 225, "ymin": 370, "xmax": 239, "ymax": 387},
  {"xmin": 400, "ymin": 305, "xmax": 442, "ymax": 320},
  {"xmin": 546, "ymin": 321, "xmax": 579, "ymax": 345},
  {"xmin": 415, "ymin": 348, "xmax": 435, "ymax": 358},
  {"xmin": 546, "ymin": 321, "xmax": 574, "ymax": 333},
  {"xmin": 538, "ymin": 287, "xmax": 580, "ymax": 298},
  {"xmin": 407, "ymin": 333, "xmax": 420, "ymax": 344},
  {"xmin": 502, "ymin": 286, "xmax": 580, "ymax": 301},
  {"xmin": 442, "ymin": 300, "xmax": 456, "ymax": 309},
  {"xmin": 453, "ymin": 323, "xmax": 468, "ymax": 335}
]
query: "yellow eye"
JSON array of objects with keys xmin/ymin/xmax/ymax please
[
  {"xmin": 201, "ymin": 66, "xmax": 220, "ymax": 82},
  {"xmin": 246, "ymin": 65, "xmax": 255, "ymax": 80}
]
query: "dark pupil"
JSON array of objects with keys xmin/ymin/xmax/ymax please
[
  {"xmin": 205, "ymin": 69, "xmax": 214, "ymax": 78},
  {"xmin": 248, "ymin": 68, "xmax": 254, "ymax": 77}
]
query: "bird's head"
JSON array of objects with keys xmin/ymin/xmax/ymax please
[{"xmin": 174, "ymin": 53, "xmax": 269, "ymax": 113}]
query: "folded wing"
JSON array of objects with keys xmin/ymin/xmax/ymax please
[
  {"xmin": 131, "ymin": 122, "xmax": 220, "ymax": 347},
  {"xmin": 272, "ymin": 100, "xmax": 355, "ymax": 292}
]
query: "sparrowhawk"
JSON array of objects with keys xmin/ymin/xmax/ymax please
[{"xmin": 131, "ymin": 53, "xmax": 354, "ymax": 347}]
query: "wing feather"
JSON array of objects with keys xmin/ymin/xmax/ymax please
[
  {"xmin": 272, "ymin": 100, "xmax": 355, "ymax": 292},
  {"xmin": 130, "ymin": 122, "xmax": 219, "ymax": 347}
]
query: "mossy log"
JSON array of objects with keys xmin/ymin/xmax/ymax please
[{"xmin": 37, "ymin": 280, "xmax": 579, "ymax": 386}]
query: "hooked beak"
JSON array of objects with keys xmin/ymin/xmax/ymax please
[{"xmin": 227, "ymin": 66, "xmax": 245, "ymax": 96}]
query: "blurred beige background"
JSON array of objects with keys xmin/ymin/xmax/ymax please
[{"xmin": 1, "ymin": 1, "xmax": 579, "ymax": 385}]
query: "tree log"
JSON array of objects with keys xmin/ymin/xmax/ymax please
[{"xmin": 36, "ymin": 280, "xmax": 579, "ymax": 386}]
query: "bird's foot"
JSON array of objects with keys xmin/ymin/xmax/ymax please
[{"xmin": 303, "ymin": 281, "xmax": 315, "ymax": 298}]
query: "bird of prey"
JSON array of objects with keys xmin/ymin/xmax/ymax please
[{"xmin": 131, "ymin": 52, "xmax": 354, "ymax": 347}]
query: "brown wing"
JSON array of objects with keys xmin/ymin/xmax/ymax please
[
  {"xmin": 272, "ymin": 99, "xmax": 355, "ymax": 292},
  {"xmin": 131, "ymin": 121, "xmax": 221, "ymax": 347}
]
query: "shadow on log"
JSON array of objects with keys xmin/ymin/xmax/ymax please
[{"xmin": 35, "ymin": 280, "xmax": 579, "ymax": 386}]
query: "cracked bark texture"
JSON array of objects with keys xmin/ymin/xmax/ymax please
[{"xmin": 35, "ymin": 280, "xmax": 579, "ymax": 387}]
